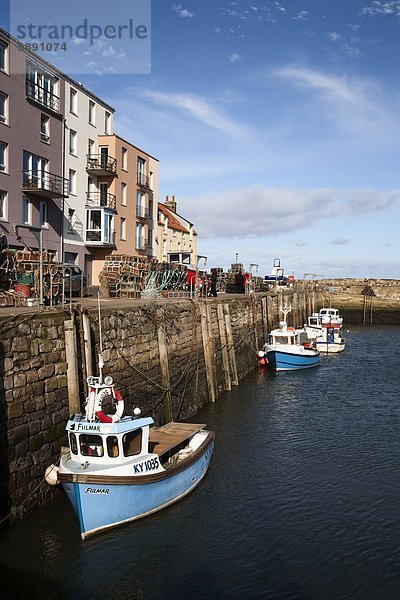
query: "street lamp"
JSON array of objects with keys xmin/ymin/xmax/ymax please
[{"xmin": 13, "ymin": 223, "xmax": 44, "ymax": 306}]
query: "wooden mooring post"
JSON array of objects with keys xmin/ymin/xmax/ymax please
[
  {"xmin": 217, "ymin": 302, "xmax": 231, "ymax": 391},
  {"xmin": 200, "ymin": 302, "xmax": 217, "ymax": 402},
  {"xmin": 157, "ymin": 323, "xmax": 173, "ymax": 422},
  {"xmin": 224, "ymin": 303, "xmax": 238, "ymax": 386},
  {"xmin": 64, "ymin": 319, "xmax": 80, "ymax": 414},
  {"xmin": 261, "ymin": 296, "xmax": 268, "ymax": 344}
]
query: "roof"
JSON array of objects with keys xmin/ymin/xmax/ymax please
[
  {"xmin": 98, "ymin": 134, "xmax": 159, "ymax": 162},
  {"xmin": 158, "ymin": 203, "xmax": 189, "ymax": 233}
]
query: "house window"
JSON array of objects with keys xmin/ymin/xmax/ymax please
[
  {"xmin": 23, "ymin": 151, "xmax": 47, "ymax": 187},
  {"xmin": 69, "ymin": 129, "xmax": 77, "ymax": 155},
  {"xmin": 121, "ymin": 147, "xmax": 127, "ymax": 170},
  {"xmin": 22, "ymin": 196, "xmax": 31, "ymax": 224},
  {"xmin": 26, "ymin": 63, "xmax": 59, "ymax": 112},
  {"xmin": 39, "ymin": 200, "xmax": 48, "ymax": 227},
  {"xmin": 136, "ymin": 223, "xmax": 144, "ymax": 250},
  {"xmin": 88, "ymin": 138, "xmax": 95, "ymax": 158},
  {"xmin": 0, "ymin": 190, "xmax": 7, "ymax": 221},
  {"xmin": 104, "ymin": 111, "xmax": 111, "ymax": 134},
  {"xmin": 68, "ymin": 169, "xmax": 76, "ymax": 195},
  {"xmin": 136, "ymin": 190, "xmax": 146, "ymax": 218},
  {"xmin": 99, "ymin": 182, "xmax": 108, "ymax": 206},
  {"xmin": 137, "ymin": 157, "xmax": 146, "ymax": 185},
  {"xmin": 68, "ymin": 208, "xmax": 75, "ymax": 232},
  {"xmin": 0, "ymin": 41, "xmax": 8, "ymax": 73},
  {"xmin": 120, "ymin": 217, "xmax": 126, "ymax": 240},
  {"xmin": 69, "ymin": 88, "xmax": 77, "ymax": 114},
  {"xmin": 149, "ymin": 171, "xmax": 154, "ymax": 190},
  {"xmin": 0, "ymin": 141, "xmax": 7, "ymax": 172},
  {"xmin": 0, "ymin": 92, "xmax": 8, "ymax": 124},
  {"xmin": 147, "ymin": 228, "xmax": 153, "ymax": 248},
  {"xmin": 120, "ymin": 182, "xmax": 127, "ymax": 206},
  {"xmin": 40, "ymin": 114, "xmax": 50, "ymax": 142},
  {"xmin": 89, "ymin": 100, "xmax": 95, "ymax": 125}
]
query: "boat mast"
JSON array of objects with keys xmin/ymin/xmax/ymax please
[{"xmin": 97, "ymin": 292, "xmax": 104, "ymax": 384}]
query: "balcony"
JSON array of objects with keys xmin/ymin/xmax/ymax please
[
  {"xmin": 86, "ymin": 191, "xmax": 117, "ymax": 211},
  {"xmin": 22, "ymin": 170, "xmax": 68, "ymax": 198},
  {"xmin": 85, "ymin": 228, "xmax": 116, "ymax": 247},
  {"xmin": 26, "ymin": 79, "xmax": 60, "ymax": 114},
  {"xmin": 136, "ymin": 239, "xmax": 148, "ymax": 252},
  {"xmin": 136, "ymin": 204, "xmax": 149, "ymax": 219},
  {"xmin": 137, "ymin": 172, "xmax": 149, "ymax": 188},
  {"xmin": 86, "ymin": 154, "xmax": 118, "ymax": 177}
]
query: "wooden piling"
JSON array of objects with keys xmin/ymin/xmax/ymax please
[
  {"xmin": 157, "ymin": 323, "xmax": 173, "ymax": 422},
  {"xmin": 64, "ymin": 319, "xmax": 80, "ymax": 414},
  {"xmin": 261, "ymin": 296, "xmax": 268, "ymax": 344},
  {"xmin": 200, "ymin": 302, "xmax": 217, "ymax": 402},
  {"xmin": 206, "ymin": 303, "xmax": 219, "ymax": 399},
  {"xmin": 217, "ymin": 302, "xmax": 231, "ymax": 391},
  {"xmin": 224, "ymin": 303, "xmax": 238, "ymax": 386}
]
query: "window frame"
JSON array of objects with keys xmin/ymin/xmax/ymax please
[
  {"xmin": 40, "ymin": 114, "xmax": 50, "ymax": 143},
  {"xmin": 120, "ymin": 216, "xmax": 126, "ymax": 241},
  {"xmin": 39, "ymin": 200, "xmax": 48, "ymax": 228},
  {"xmin": 69, "ymin": 129, "xmax": 77, "ymax": 155},
  {"xmin": 0, "ymin": 91, "xmax": 8, "ymax": 125},
  {"xmin": 89, "ymin": 100, "xmax": 96, "ymax": 125},
  {"xmin": 0, "ymin": 190, "xmax": 7, "ymax": 221},
  {"xmin": 120, "ymin": 182, "xmax": 127, "ymax": 206},
  {"xmin": 121, "ymin": 147, "xmax": 127, "ymax": 170},
  {"xmin": 22, "ymin": 196, "xmax": 32, "ymax": 225},
  {"xmin": 0, "ymin": 141, "xmax": 7, "ymax": 173},
  {"xmin": 0, "ymin": 41, "xmax": 8, "ymax": 73},
  {"xmin": 69, "ymin": 87, "xmax": 78, "ymax": 115},
  {"xmin": 68, "ymin": 168, "xmax": 76, "ymax": 195}
]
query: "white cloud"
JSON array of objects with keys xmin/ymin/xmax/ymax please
[
  {"xmin": 227, "ymin": 52, "xmax": 241, "ymax": 62},
  {"xmin": 137, "ymin": 88, "xmax": 248, "ymax": 137},
  {"xmin": 173, "ymin": 4, "xmax": 195, "ymax": 18},
  {"xmin": 184, "ymin": 186, "xmax": 400, "ymax": 239},
  {"xmin": 292, "ymin": 10, "xmax": 309, "ymax": 20},
  {"xmin": 327, "ymin": 31, "xmax": 342, "ymax": 41},
  {"xmin": 331, "ymin": 237, "xmax": 351, "ymax": 245},
  {"xmin": 361, "ymin": 1, "xmax": 400, "ymax": 16}
]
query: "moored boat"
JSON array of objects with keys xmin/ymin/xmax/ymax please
[
  {"xmin": 258, "ymin": 305, "xmax": 320, "ymax": 372},
  {"xmin": 305, "ymin": 308, "xmax": 346, "ymax": 353},
  {"xmin": 46, "ymin": 375, "xmax": 214, "ymax": 539}
]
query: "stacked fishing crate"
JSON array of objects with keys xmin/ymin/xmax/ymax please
[
  {"xmin": 99, "ymin": 254, "xmax": 156, "ymax": 298},
  {"xmin": 225, "ymin": 262, "xmax": 244, "ymax": 293}
]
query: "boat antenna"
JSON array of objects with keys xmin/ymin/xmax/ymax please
[
  {"xmin": 97, "ymin": 291, "xmax": 104, "ymax": 384},
  {"xmin": 279, "ymin": 302, "xmax": 292, "ymax": 323}
]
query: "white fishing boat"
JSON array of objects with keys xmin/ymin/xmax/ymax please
[
  {"xmin": 46, "ymin": 303, "xmax": 214, "ymax": 540},
  {"xmin": 258, "ymin": 305, "xmax": 320, "ymax": 371},
  {"xmin": 305, "ymin": 308, "xmax": 346, "ymax": 353}
]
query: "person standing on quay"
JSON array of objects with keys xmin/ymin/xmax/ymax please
[
  {"xmin": 235, "ymin": 270, "xmax": 245, "ymax": 293},
  {"xmin": 210, "ymin": 269, "xmax": 218, "ymax": 297}
]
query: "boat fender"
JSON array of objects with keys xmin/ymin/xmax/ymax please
[
  {"xmin": 95, "ymin": 388, "xmax": 124, "ymax": 423},
  {"xmin": 303, "ymin": 342, "xmax": 310, "ymax": 348},
  {"xmin": 45, "ymin": 463, "xmax": 59, "ymax": 486}
]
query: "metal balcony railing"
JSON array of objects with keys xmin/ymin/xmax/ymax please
[
  {"xmin": 86, "ymin": 191, "xmax": 117, "ymax": 210},
  {"xmin": 137, "ymin": 172, "xmax": 149, "ymax": 187},
  {"xmin": 86, "ymin": 154, "xmax": 118, "ymax": 175},
  {"xmin": 22, "ymin": 170, "xmax": 68, "ymax": 198},
  {"xmin": 136, "ymin": 239, "xmax": 148, "ymax": 251},
  {"xmin": 136, "ymin": 204, "xmax": 149, "ymax": 219},
  {"xmin": 26, "ymin": 79, "xmax": 60, "ymax": 113}
]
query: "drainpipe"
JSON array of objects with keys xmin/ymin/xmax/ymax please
[{"xmin": 60, "ymin": 117, "xmax": 66, "ymax": 262}]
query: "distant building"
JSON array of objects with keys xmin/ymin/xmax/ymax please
[{"xmin": 156, "ymin": 195, "xmax": 197, "ymax": 265}]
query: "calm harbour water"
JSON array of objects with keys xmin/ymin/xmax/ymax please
[{"xmin": 1, "ymin": 324, "xmax": 400, "ymax": 600}]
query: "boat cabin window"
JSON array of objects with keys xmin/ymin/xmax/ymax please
[
  {"xmin": 69, "ymin": 433, "xmax": 78, "ymax": 455},
  {"xmin": 107, "ymin": 436, "xmax": 119, "ymax": 458},
  {"xmin": 299, "ymin": 333, "xmax": 308, "ymax": 344},
  {"xmin": 309, "ymin": 317, "xmax": 319, "ymax": 326},
  {"xmin": 123, "ymin": 428, "xmax": 143, "ymax": 457},
  {"xmin": 80, "ymin": 434, "xmax": 104, "ymax": 457},
  {"xmin": 275, "ymin": 336, "xmax": 289, "ymax": 345}
]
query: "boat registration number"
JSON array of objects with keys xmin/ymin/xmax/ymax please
[{"xmin": 133, "ymin": 457, "xmax": 160, "ymax": 474}]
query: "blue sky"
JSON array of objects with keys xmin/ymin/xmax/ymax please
[{"xmin": 5, "ymin": 1, "xmax": 400, "ymax": 278}]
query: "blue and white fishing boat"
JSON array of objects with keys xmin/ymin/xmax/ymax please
[
  {"xmin": 305, "ymin": 308, "xmax": 346, "ymax": 353},
  {"xmin": 46, "ymin": 303, "xmax": 214, "ymax": 540},
  {"xmin": 258, "ymin": 305, "xmax": 320, "ymax": 371}
]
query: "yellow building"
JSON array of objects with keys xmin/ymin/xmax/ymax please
[{"xmin": 156, "ymin": 195, "xmax": 197, "ymax": 266}]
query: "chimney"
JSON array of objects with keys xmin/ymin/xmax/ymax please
[{"xmin": 165, "ymin": 194, "xmax": 177, "ymax": 213}]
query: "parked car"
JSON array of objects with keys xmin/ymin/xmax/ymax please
[{"xmin": 61, "ymin": 264, "xmax": 88, "ymax": 296}]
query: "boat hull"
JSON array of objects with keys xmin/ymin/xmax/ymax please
[
  {"xmin": 266, "ymin": 349, "xmax": 320, "ymax": 371},
  {"xmin": 315, "ymin": 340, "xmax": 346, "ymax": 353},
  {"xmin": 61, "ymin": 434, "xmax": 214, "ymax": 539}
]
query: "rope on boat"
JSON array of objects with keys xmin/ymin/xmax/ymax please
[{"xmin": 0, "ymin": 462, "xmax": 59, "ymax": 526}]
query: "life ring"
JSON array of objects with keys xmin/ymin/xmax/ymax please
[{"xmin": 95, "ymin": 387, "xmax": 124, "ymax": 423}]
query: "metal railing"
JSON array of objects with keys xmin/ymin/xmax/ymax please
[
  {"xmin": 26, "ymin": 79, "xmax": 60, "ymax": 113},
  {"xmin": 136, "ymin": 204, "xmax": 149, "ymax": 219},
  {"xmin": 22, "ymin": 169, "xmax": 68, "ymax": 197},
  {"xmin": 86, "ymin": 191, "xmax": 117, "ymax": 210},
  {"xmin": 137, "ymin": 172, "xmax": 149, "ymax": 187},
  {"xmin": 86, "ymin": 154, "xmax": 117, "ymax": 175}
]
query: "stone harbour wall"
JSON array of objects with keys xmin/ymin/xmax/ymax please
[{"xmin": 0, "ymin": 291, "xmax": 313, "ymax": 525}]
